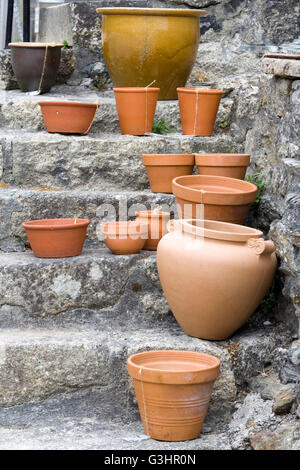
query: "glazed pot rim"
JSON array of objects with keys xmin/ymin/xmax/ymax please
[
  {"xmin": 136, "ymin": 210, "xmax": 170, "ymax": 219},
  {"xmin": 9, "ymin": 42, "xmax": 63, "ymax": 48},
  {"xmin": 113, "ymin": 87, "xmax": 160, "ymax": 93},
  {"xmin": 38, "ymin": 101, "xmax": 99, "ymax": 108},
  {"xmin": 142, "ymin": 154, "xmax": 195, "ymax": 166},
  {"xmin": 127, "ymin": 350, "xmax": 220, "ymax": 384},
  {"xmin": 172, "ymin": 174, "xmax": 257, "ymax": 205},
  {"xmin": 101, "ymin": 221, "xmax": 149, "ymax": 235},
  {"xmin": 195, "ymin": 153, "xmax": 250, "ymax": 167},
  {"xmin": 172, "ymin": 219, "xmax": 263, "ymax": 242},
  {"xmin": 22, "ymin": 218, "xmax": 90, "ymax": 230},
  {"xmin": 97, "ymin": 8, "xmax": 206, "ymax": 18},
  {"xmin": 177, "ymin": 87, "xmax": 223, "ymax": 95}
]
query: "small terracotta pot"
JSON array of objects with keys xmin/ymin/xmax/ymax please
[
  {"xmin": 9, "ymin": 42, "xmax": 63, "ymax": 94},
  {"xmin": 135, "ymin": 211, "xmax": 170, "ymax": 250},
  {"xmin": 101, "ymin": 221, "xmax": 149, "ymax": 255},
  {"xmin": 142, "ymin": 154, "xmax": 195, "ymax": 193},
  {"xmin": 127, "ymin": 349, "xmax": 220, "ymax": 441},
  {"xmin": 113, "ymin": 87, "xmax": 160, "ymax": 135},
  {"xmin": 195, "ymin": 153, "xmax": 250, "ymax": 180},
  {"xmin": 177, "ymin": 87, "xmax": 223, "ymax": 136},
  {"xmin": 172, "ymin": 174, "xmax": 257, "ymax": 224},
  {"xmin": 22, "ymin": 218, "xmax": 90, "ymax": 258},
  {"xmin": 38, "ymin": 101, "xmax": 99, "ymax": 134}
]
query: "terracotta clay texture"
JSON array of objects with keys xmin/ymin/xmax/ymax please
[
  {"xmin": 157, "ymin": 219, "xmax": 277, "ymax": 340},
  {"xmin": 172, "ymin": 174, "xmax": 257, "ymax": 224},
  {"xmin": 114, "ymin": 87, "xmax": 159, "ymax": 135},
  {"xmin": 135, "ymin": 211, "xmax": 170, "ymax": 250},
  {"xmin": 38, "ymin": 101, "xmax": 99, "ymax": 134},
  {"xmin": 127, "ymin": 349, "xmax": 220, "ymax": 441},
  {"xmin": 22, "ymin": 218, "xmax": 90, "ymax": 258},
  {"xmin": 97, "ymin": 8, "xmax": 206, "ymax": 100},
  {"xmin": 195, "ymin": 153, "xmax": 250, "ymax": 180},
  {"xmin": 177, "ymin": 88, "xmax": 223, "ymax": 136},
  {"xmin": 142, "ymin": 154, "xmax": 195, "ymax": 193},
  {"xmin": 100, "ymin": 221, "xmax": 148, "ymax": 255},
  {"xmin": 9, "ymin": 43, "xmax": 62, "ymax": 93}
]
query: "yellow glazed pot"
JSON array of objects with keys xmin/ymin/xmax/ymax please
[{"xmin": 96, "ymin": 8, "xmax": 206, "ymax": 100}]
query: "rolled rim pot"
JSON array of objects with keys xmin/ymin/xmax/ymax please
[
  {"xmin": 113, "ymin": 87, "xmax": 159, "ymax": 135},
  {"xmin": 97, "ymin": 8, "xmax": 206, "ymax": 100},
  {"xmin": 142, "ymin": 154, "xmax": 195, "ymax": 193},
  {"xmin": 135, "ymin": 210, "xmax": 170, "ymax": 250},
  {"xmin": 177, "ymin": 87, "xmax": 223, "ymax": 136},
  {"xmin": 101, "ymin": 221, "xmax": 149, "ymax": 254},
  {"xmin": 9, "ymin": 42, "xmax": 63, "ymax": 94},
  {"xmin": 172, "ymin": 174, "xmax": 257, "ymax": 224},
  {"xmin": 157, "ymin": 219, "xmax": 277, "ymax": 340},
  {"xmin": 195, "ymin": 153, "xmax": 250, "ymax": 180},
  {"xmin": 38, "ymin": 101, "xmax": 99, "ymax": 134},
  {"xmin": 127, "ymin": 349, "xmax": 220, "ymax": 441},
  {"xmin": 22, "ymin": 218, "xmax": 90, "ymax": 258}
]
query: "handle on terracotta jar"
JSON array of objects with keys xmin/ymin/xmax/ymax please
[{"xmin": 247, "ymin": 238, "xmax": 276, "ymax": 255}]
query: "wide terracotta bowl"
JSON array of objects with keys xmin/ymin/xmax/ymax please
[
  {"xmin": 9, "ymin": 42, "xmax": 62, "ymax": 94},
  {"xmin": 172, "ymin": 174, "xmax": 257, "ymax": 224},
  {"xmin": 195, "ymin": 153, "xmax": 250, "ymax": 180},
  {"xmin": 101, "ymin": 221, "xmax": 148, "ymax": 255},
  {"xmin": 97, "ymin": 8, "xmax": 206, "ymax": 100},
  {"xmin": 38, "ymin": 101, "xmax": 99, "ymax": 134},
  {"xmin": 22, "ymin": 218, "xmax": 90, "ymax": 258},
  {"xmin": 142, "ymin": 154, "xmax": 195, "ymax": 193},
  {"xmin": 128, "ymin": 349, "xmax": 220, "ymax": 441}
]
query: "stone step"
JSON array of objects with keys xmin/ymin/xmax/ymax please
[
  {"xmin": 0, "ymin": 188, "xmax": 175, "ymax": 252},
  {"xmin": 0, "ymin": 129, "xmax": 238, "ymax": 192}
]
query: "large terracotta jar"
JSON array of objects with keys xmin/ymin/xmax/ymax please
[
  {"xmin": 96, "ymin": 8, "xmax": 206, "ymax": 100},
  {"xmin": 157, "ymin": 219, "xmax": 277, "ymax": 340},
  {"xmin": 172, "ymin": 174, "xmax": 257, "ymax": 224}
]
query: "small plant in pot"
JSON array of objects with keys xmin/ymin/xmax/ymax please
[
  {"xmin": 9, "ymin": 42, "xmax": 63, "ymax": 94},
  {"xmin": 38, "ymin": 101, "xmax": 99, "ymax": 134}
]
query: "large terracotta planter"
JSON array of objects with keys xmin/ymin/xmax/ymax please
[
  {"xmin": 157, "ymin": 219, "xmax": 277, "ymax": 340},
  {"xmin": 9, "ymin": 43, "xmax": 62, "ymax": 94},
  {"xmin": 22, "ymin": 218, "xmax": 90, "ymax": 258},
  {"xmin": 172, "ymin": 174, "xmax": 257, "ymax": 224},
  {"xmin": 177, "ymin": 88, "xmax": 223, "ymax": 136},
  {"xmin": 135, "ymin": 211, "xmax": 170, "ymax": 250},
  {"xmin": 97, "ymin": 8, "xmax": 206, "ymax": 100},
  {"xmin": 142, "ymin": 154, "xmax": 195, "ymax": 193},
  {"xmin": 127, "ymin": 349, "xmax": 220, "ymax": 441},
  {"xmin": 101, "ymin": 221, "xmax": 148, "ymax": 255},
  {"xmin": 114, "ymin": 87, "xmax": 159, "ymax": 135},
  {"xmin": 195, "ymin": 153, "xmax": 250, "ymax": 180},
  {"xmin": 38, "ymin": 101, "xmax": 99, "ymax": 134}
]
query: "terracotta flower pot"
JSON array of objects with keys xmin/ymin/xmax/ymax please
[
  {"xmin": 157, "ymin": 219, "xmax": 277, "ymax": 340},
  {"xmin": 177, "ymin": 88, "xmax": 223, "ymax": 136},
  {"xmin": 97, "ymin": 8, "xmax": 206, "ymax": 100},
  {"xmin": 22, "ymin": 218, "xmax": 90, "ymax": 258},
  {"xmin": 172, "ymin": 174, "xmax": 257, "ymax": 224},
  {"xmin": 142, "ymin": 154, "xmax": 195, "ymax": 193},
  {"xmin": 114, "ymin": 87, "xmax": 159, "ymax": 135},
  {"xmin": 195, "ymin": 153, "xmax": 250, "ymax": 180},
  {"xmin": 9, "ymin": 42, "xmax": 63, "ymax": 94},
  {"xmin": 101, "ymin": 221, "xmax": 149, "ymax": 255},
  {"xmin": 38, "ymin": 101, "xmax": 99, "ymax": 134},
  {"xmin": 135, "ymin": 211, "xmax": 170, "ymax": 250},
  {"xmin": 127, "ymin": 349, "xmax": 220, "ymax": 441}
]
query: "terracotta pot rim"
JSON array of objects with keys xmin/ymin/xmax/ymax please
[
  {"xmin": 38, "ymin": 101, "xmax": 99, "ymax": 108},
  {"xmin": 142, "ymin": 154, "xmax": 195, "ymax": 166},
  {"xmin": 101, "ymin": 221, "xmax": 149, "ymax": 235},
  {"xmin": 173, "ymin": 219, "xmax": 263, "ymax": 242},
  {"xmin": 127, "ymin": 350, "xmax": 220, "ymax": 384},
  {"xmin": 97, "ymin": 8, "xmax": 206, "ymax": 18},
  {"xmin": 172, "ymin": 175, "xmax": 257, "ymax": 205},
  {"xmin": 113, "ymin": 87, "xmax": 160, "ymax": 93},
  {"xmin": 177, "ymin": 87, "xmax": 223, "ymax": 95},
  {"xmin": 136, "ymin": 210, "xmax": 170, "ymax": 219},
  {"xmin": 9, "ymin": 42, "xmax": 63, "ymax": 48},
  {"xmin": 22, "ymin": 218, "xmax": 90, "ymax": 230},
  {"xmin": 195, "ymin": 153, "xmax": 250, "ymax": 167}
]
